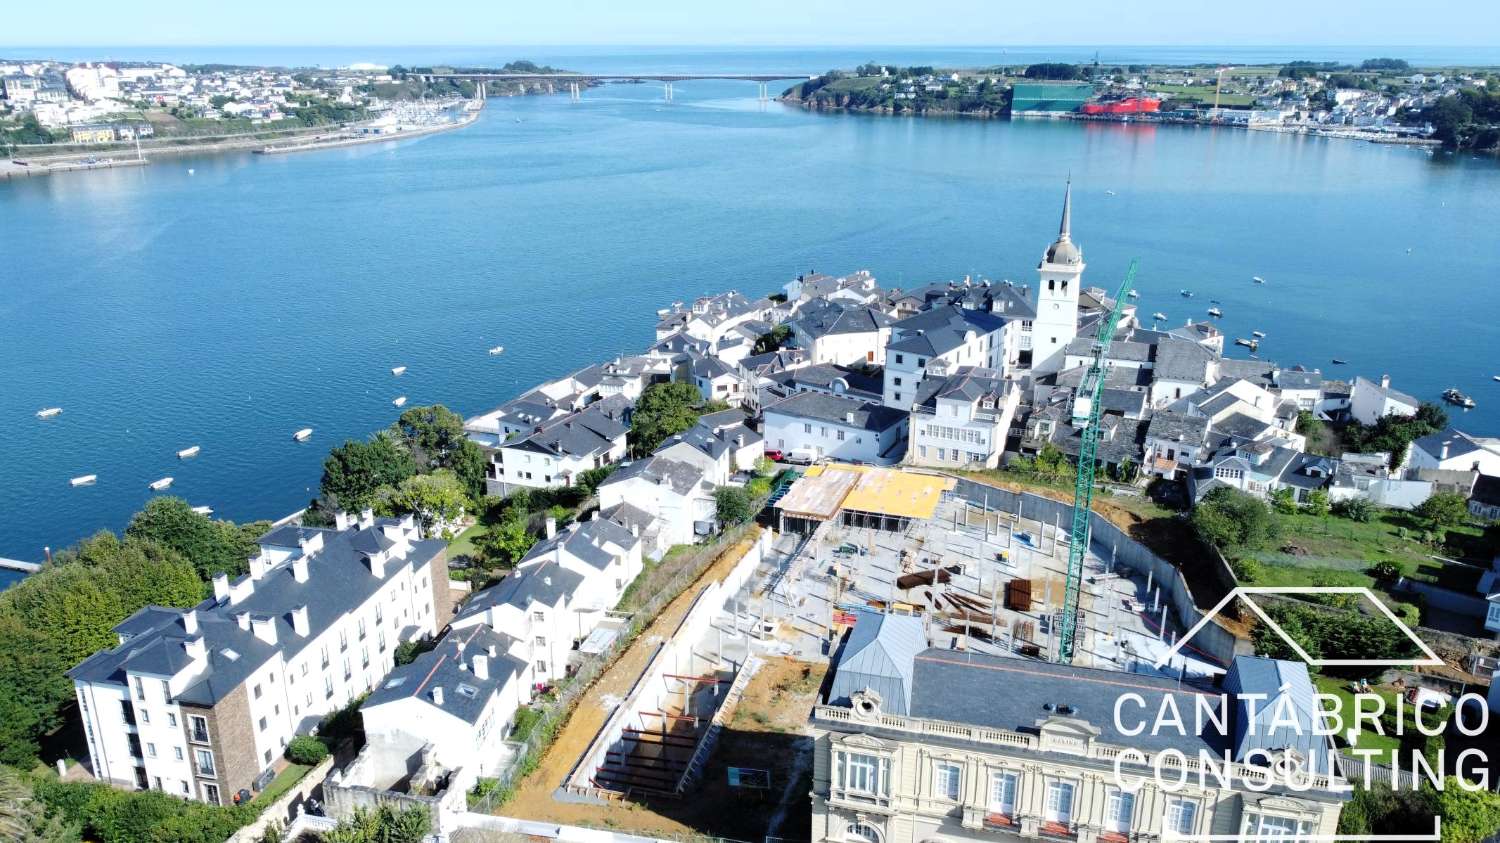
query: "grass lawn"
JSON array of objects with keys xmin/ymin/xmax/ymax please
[
  {"xmin": 824, "ymin": 76, "xmax": 890, "ymax": 93},
  {"xmin": 1148, "ymin": 85, "xmax": 1256, "ymax": 106},
  {"xmin": 1312, "ymin": 676, "xmax": 1401, "ymax": 754},
  {"xmin": 1250, "ymin": 510, "xmax": 1487, "ymax": 582},
  {"xmin": 447, "ymin": 522, "xmax": 486, "ymax": 560},
  {"xmin": 252, "ymin": 762, "xmax": 313, "ymax": 804}
]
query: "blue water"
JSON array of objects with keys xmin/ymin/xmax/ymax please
[{"xmin": 3, "ymin": 68, "xmax": 1500, "ymax": 560}]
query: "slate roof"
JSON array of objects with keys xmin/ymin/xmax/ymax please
[
  {"xmin": 454, "ymin": 557, "xmax": 586, "ymax": 625},
  {"xmin": 1218, "ymin": 359, "xmax": 1279, "ymax": 388},
  {"xmin": 827, "ymin": 610, "xmax": 926, "ymax": 716},
  {"xmin": 501, "ymin": 397, "xmax": 629, "ymax": 460},
  {"xmin": 1413, "ymin": 428, "xmax": 1498, "ymax": 463},
  {"xmin": 764, "ymin": 391, "xmax": 907, "ymax": 433},
  {"xmin": 363, "ymin": 625, "xmax": 525, "ymax": 725},
  {"xmin": 1354, "ymin": 375, "xmax": 1419, "ymax": 409},
  {"xmin": 1472, "ymin": 473, "xmax": 1500, "ymax": 507},
  {"xmin": 600, "ymin": 455, "xmax": 707, "ymax": 497},
  {"xmin": 739, "ymin": 348, "xmax": 807, "ymax": 376},
  {"xmin": 1153, "ymin": 338, "xmax": 1217, "ymax": 383},
  {"xmin": 790, "ymin": 299, "xmax": 892, "ymax": 339},
  {"xmin": 768, "ymin": 363, "xmax": 883, "ymax": 399},
  {"xmin": 691, "ymin": 354, "xmax": 738, "ymax": 381},
  {"xmin": 1065, "ymin": 336, "xmax": 1152, "ymax": 363},
  {"xmin": 1146, "ymin": 410, "xmax": 1210, "ymax": 444},
  {"xmin": 70, "ymin": 520, "xmax": 444, "ymax": 706},
  {"xmin": 1276, "ymin": 367, "xmax": 1323, "ymax": 391},
  {"xmin": 887, "ymin": 305, "xmax": 1006, "ymax": 357},
  {"xmin": 1211, "ymin": 411, "xmax": 1273, "ymax": 442},
  {"xmin": 520, "ymin": 516, "xmax": 639, "ymax": 573}
]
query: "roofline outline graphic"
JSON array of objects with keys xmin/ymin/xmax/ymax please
[
  {"xmin": 1152, "ymin": 586, "xmax": 1444, "ymax": 669},
  {"xmin": 1170, "ymin": 815, "xmax": 1439, "ymax": 841}
]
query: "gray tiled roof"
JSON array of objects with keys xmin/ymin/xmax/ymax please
[
  {"xmin": 1211, "ymin": 411, "xmax": 1274, "ymax": 443},
  {"xmin": 887, "ymin": 305, "xmax": 1006, "ymax": 357},
  {"xmin": 768, "ymin": 364, "xmax": 883, "ymax": 399},
  {"xmin": 1146, "ymin": 410, "xmax": 1210, "ymax": 444},
  {"xmin": 763, "ymin": 391, "xmax": 907, "ymax": 433},
  {"xmin": 600, "ymin": 455, "xmax": 707, "ymax": 497},
  {"xmin": 363, "ymin": 625, "xmax": 525, "ymax": 725},
  {"xmin": 790, "ymin": 299, "xmax": 892, "ymax": 339},
  {"xmin": 1152, "ymin": 338, "xmax": 1217, "ymax": 383},
  {"xmin": 1275, "ymin": 367, "xmax": 1323, "ymax": 391}
]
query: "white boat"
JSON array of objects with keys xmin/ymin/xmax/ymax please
[
  {"xmin": 70, "ymin": 474, "xmax": 97, "ymax": 487},
  {"xmin": 187, "ymin": 168, "xmax": 195, "ymax": 175},
  {"xmin": 1151, "ymin": 312, "xmax": 1168, "ymax": 321},
  {"xmin": 1251, "ymin": 330, "xmax": 1266, "ymax": 338},
  {"xmin": 1180, "ymin": 289, "xmax": 1193, "ymax": 297},
  {"xmin": 177, "ymin": 445, "xmax": 201, "ymax": 459},
  {"xmin": 1127, "ymin": 290, "xmax": 1139, "ymax": 298},
  {"xmin": 293, "ymin": 428, "xmax": 314, "ymax": 442},
  {"xmin": 392, "ymin": 396, "xmax": 408, "ymax": 407},
  {"xmin": 1493, "ymin": 375, "xmax": 1500, "ymax": 383},
  {"xmin": 1207, "ymin": 307, "xmax": 1223, "ymax": 317},
  {"xmin": 1105, "ymin": 189, "xmax": 1116, "ymax": 196},
  {"xmin": 191, "ymin": 505, "xmax": 213, "ymax": 516},
  {"xmin": 36, "ymin": 407, "xmax": 62, "ymax": 419},
  {"xmin": 488, "ymin": 345, "xmax": 505, "ymax": 355},
  {"xmin": 149, "ymin": 477, "xmax": 174, "ymax": 491},
  {"xmin": 1252, "ymin": 276, "xmax": 1265, "ymax": 283},
  {"xmin": 391, "ymin": 366, "xmax": 407, "ymax": 376}
]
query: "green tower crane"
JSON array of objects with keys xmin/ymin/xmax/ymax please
[{"xmin": 1055, "ymin": 258, "xmax": 1139, "ymax": 664}]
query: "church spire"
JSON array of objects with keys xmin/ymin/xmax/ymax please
[{"xmin": 1058, "ymin": 178, "xmax": 1072, "ymax": 242}]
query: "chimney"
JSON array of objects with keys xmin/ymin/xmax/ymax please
[
  {"xmin": 473, "ymin": 654, "xmax": 490, "ymax": 680},
  {"xmin": 1441, "ymin": 441, "xmax": 1450, "ymax": 461},
  {"xmin": 845, "ymin": 412, "xmax": 856, "ymax": 424},
  {"xmin": 736, "ymin": 433, "xmax": 745, "ymax": 447},
  {"xmin": 1380, "ymin": 374, "xmax": 1391, "ymax": 389},
  {"xmin": 334, "ymin": 510, "xmax": 353, "ymax": 531},
  {"xmin": 487, "ymin": 644, "xmax": 498, "ymax": 657},
  {"xmin": 545, "ymin": 517, "xmax": 557, "ymax": 540},
  {"xmin": 431, "ymin": 686, "xmax": 444, "ymax": 706},
  {"xmin": 298, "ymin": 532, "xmax": 324, "ymax": 556},
  {"xmin": 630, "ymin": 523, "xmax": 639, "ymax": 538},
  {"xmin": 456, "ymin": 641, "xmax": 467, "ymax": 658},
  {"xmin": 544, "ymin": 575, "xmax": 553, "ymax": 587},
  {"xmin": 235, "ymin": 612, "xmax": 251, "ymax": 631},
  {"xmin": 250, "ymin": 615, "xmax": 277, "ymax": 646},
  {"xmin": 290, "ymin": 605, "xmax": 310, "ymax": 637},
  {"xmin": 293, "ymin": 556, "xmax": 309, "ymax": 583},
  {"xmin": 366, "ymin": 552, "xmax": 387, "ymax": 579},
  {"xmin": 249, "ymin": 554, "xmax": 268, "ymax": 581},
  {"xmin": 360, "ymin": 508, "xmax": 375, "ymax": 529},
  {"xmin": 182, "ymin": 609, "xmax": 198, "ymax": 635},
  {"xmin": 213, "ymin": 573, "xmax": 230, "ymax": 602},
  {"xmin": 184, "ymin": 637, "xmax": 206, "ymax": 662}
]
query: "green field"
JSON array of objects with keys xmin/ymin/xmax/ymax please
[
  {"xmin": 1147, "ymin": 84, "xmax": 1256, "ymax": 107},
  {"xmin": 1250, "ymin": 510, "xmax": 1488, "ymax": 583}
]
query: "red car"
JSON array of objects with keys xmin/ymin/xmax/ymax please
[{"xmin": 764, "ymin": 449, "xmax": 785, "ymax": 462}]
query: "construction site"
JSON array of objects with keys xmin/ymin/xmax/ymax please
[{"xmin": 768, "ymin": 463, "xmax": 1224, "ymax": 676}]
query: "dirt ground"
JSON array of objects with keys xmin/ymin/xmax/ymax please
[
  {"xmin": 501, "ymin": 531, "xmax": 765, "ymax": 834},
  {"xmin": 502, "ymin": 582, "xmax": 828, "ymax": 842}
]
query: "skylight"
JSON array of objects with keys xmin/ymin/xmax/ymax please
[
  {"xmin": 221, "ymin": 649, "xmax": 240, "ymax": 661},
  {"xmin": 456, "ymin": 683, "xmax": 478, "ymax": 699}
]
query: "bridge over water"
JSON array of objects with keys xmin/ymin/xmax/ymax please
[{"xmin": 420, "ymin": 71, "xmax": 812, "ymax": 103}]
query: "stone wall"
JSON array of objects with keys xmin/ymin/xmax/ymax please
[{"xmin": 224, "ymin": 756, "xmax": 335, "ymax": 843}]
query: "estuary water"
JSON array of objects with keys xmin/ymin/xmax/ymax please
[{"xmin": 3, "ymin": 66, "xmax": 1500, "ymax": 559}]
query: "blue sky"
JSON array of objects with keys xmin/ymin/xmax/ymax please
[{"xmin": 3, "ymin": 0, "xmax": 1497, "ymax": 47}]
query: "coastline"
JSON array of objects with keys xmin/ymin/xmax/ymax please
[{"xmin": 252, "ymin": 108, "xmax": 480, "ymax": 155}]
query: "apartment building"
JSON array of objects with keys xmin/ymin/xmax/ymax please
[
  {"xmin": 69, "ymin": 513, "xmax": 452, "ymax": 804},
  {"xmin": 811, "ymin": 613, "xmax": 1346, "ymax": 843},
  {"xmin": 906, "ymin": 368, "xmax": 1020, "ymax": 470}
]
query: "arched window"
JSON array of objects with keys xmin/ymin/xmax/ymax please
[{"xmin": 847, "ymin": 824, "xmax": 881, "ymax": 843}]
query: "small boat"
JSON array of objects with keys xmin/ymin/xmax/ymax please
[
  {"xmin": 1180, "ymin": 289, "xmax": 1193, "ymax": 297},
  {"xmin": 1234, "ymin": 338, "xmax": 1259, "ymax": 351},
  {"xmin": 488, "ymin": 345, "xmax": 505, "ymax": 355},
  {"xmin": 191, "ymin": 505, "xmax": 213, "ymax": 516},
  {"xmin": 1207, "ymin": 307, "xmax": 1223, "ymax": 318},
  {"xmin": 292, "ymin": 428, "xmax": 314, "ymax": 442},
  {"xmin": 1151, "ymin": 312, "xmax": 1168, "ymax": 322},
  {"xmin": 70, "ymin": 474, "xmax": 97, "ymax": 487},
  {"xmin": 391, "ymin": 366, "xmax": 407, "ymax": 376},
  {"xmin": 1105, "ymin": 190, "xmax": 1117, "ymax": 196},
  {"xmin": 1252, "ymin": 276, "xmax": 1265, "ymax": 284},
  {"xmin": 36, "ymin": 407, "xmax": 62, "ymax": 419},
  {"xmin": 187, "ymin": 168, "xmax": 194, "ymax": 175},
  {"xmin": 1493, "ymin": 375, "xmax": 1500, "ymax": 382},
  {"xmin": 1127, "ymin": 290, "xmax": 1138, "ymax": 299},
  {"xmin": 392, "ymin": 396, "xmax": 408, "ymax": 407},
  {"xmin": 177, "ymin": 445, "xmax": 201, "ymax": 459},
  {"xmin": 1331, "ymin": 358, "xmax": 1347, "ymax": 365},
  {"xmin": 1251, "ymin": 330, "xmax": 1266, "ymax": 338},
  {"xmin": 1442, "ymin": 388, "xmax": 1476, "ymax": 409},
  {"xmin": 149, "ymin": 477, "xmax": 174, "ymax": 491}
]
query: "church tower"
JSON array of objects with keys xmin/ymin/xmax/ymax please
[{"xmin": 1030, "ymin": 181, "xmax": 1085, "ymax": 375}]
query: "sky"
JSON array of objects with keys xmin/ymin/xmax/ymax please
[{"xmin": 4, "ymin": 0, "xmax": 1499, "ymax": 48}]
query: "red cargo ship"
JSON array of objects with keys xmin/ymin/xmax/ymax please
[{"xmin": 1080, "ymin": 97, "xmax": 1162, "ymax": 115}]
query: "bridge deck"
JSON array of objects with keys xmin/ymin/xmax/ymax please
[{"xmin": 421, "ymin": 72, "xmax": 806, "ymax": 83}]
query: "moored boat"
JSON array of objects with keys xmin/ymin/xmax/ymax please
[
  {"xmin": 1180, "ymin": 289, "xmax": 1193, "ymax": 297},
  {"xmin": 391, "ymin": 366, "xmax": 407, "ymax": 376},
  {"xmin": 70, "ymin": 474, "xmax": 97, "ymax": 487},
  {"xmin": 1252, "ymin": 276, "xmax": 1265, "ymax": 284},
  {"xmin": 36, "ymin": 407, "xmax": 62, "ymax": 419},
  {"xmin": 1251, "ymin": 330, "xmax": 1266, "ymax": 338},
  {"xmin": 393, "ymin": 396, "xmax": 408, "ymax": 407},
  {"xmin": 149, "ymin": 477, "xmax": 174, "ymax": 491},
  {"xmin": 1235, "ymin": 338, "xmax": 1259, "ymax": 350},
  {"xmin": 1207, "ymin": 307, "xmax": 1223, "ymax": 317},
  {"xmin": 191, "ymin": 505, "xmax": 213, "ymax": 515},
  {"xmin": 177, "ymin": 445, "xmax": 201, "ymax": 459},
  {"xmin": 488, "ymin": 345, "xmax": 505, "ymax": 355},
  {"xmin": 1442, "ymin": 388, "xmax": 1476, "ymax": 409},
  {"xmin": 293, "ymin": 428, "xmax": 314, "ymax": 442},
  {"xmin": 1151, "ymin": 312, "xmax": 1168, "ymax": 322}
]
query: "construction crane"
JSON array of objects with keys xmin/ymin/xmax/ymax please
[{"xmin": 1055, "ymin": 258, "xmax": 1139, "ymax": 664}]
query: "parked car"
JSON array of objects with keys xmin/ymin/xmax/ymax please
[{"xmin": 764, "ymin": 448, "xmax": 784, "ymax": 462}]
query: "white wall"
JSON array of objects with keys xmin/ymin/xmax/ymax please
[{"xmin": 763, "ymin": 412, "xmax": 901, "ymax": 464}]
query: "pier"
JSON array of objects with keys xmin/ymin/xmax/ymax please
[{"xmin": 0, "ymin": 558, "xmax": 42, "ymax": 574}]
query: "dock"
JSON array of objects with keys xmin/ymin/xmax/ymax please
[
  {"xmin": 0, "ymin": 158, "xmax": 148, "ymax": 180},
  {"xmin": 0, "ymin": 558, "xmax": 42, "ymax": 574}
]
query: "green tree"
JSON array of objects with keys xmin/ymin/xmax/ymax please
[
  {"xmin": 714, "ymin": 486, "xmax": 755, "ymax": 526},
  {"xmin": 629, "ymin": 382, "xmax": 705, "ymax": 456},
  {"xmin": 391, "ymin": 404, "xmax": 469, "ymax": 471},
  {"xmin": 124, "ymin": 497, "xmax": 262, "ymax": 580},
  {"xmin": 1191, "ymin": 487, "xmax": 1279, "ymax": 553},
  {"xmin": 1332, "ymin": 497, "xmax": 1376, "ymax": 522},
  {"xmin": 752, "ymin": 456, "xmax": 776, "ymax": 477},
  {"xmin": 0, "ymin": 766, "xmax": 77, "ymax": 843},
  {"xmin": 1414, "ymin": 492, "xmax": 1470, "ymax": 528},
  {"xmin": 1023, "ymin": 63, "xmax": 1081, "ymax": 80},
  {"xmin": 752, "ymin": 325, "xmax": 792, "ymax": 355},
  {"xmin": 1302, "ymin": 489, "xmax": 1331, "ymax": 517},
  {"xmin": 474, "ymin": 512, "xmax": 534, "ymax": 568},
  {"xmin": 1437, "ymin": 779, "xmax": 1500, "ymax": 843},
  {"xmin": 320, "ymin": 433, "xmax": 417, "ymax": 512},
  {"xmin": 1269, "ymin": 487, "xmax": 1298, "ymax": 515},
  {"xmin": 321, "ymin": 804, "xmax": 431, "ymax": 843},
  {"xmin": 574, "ymin": 465, "xmax": 617, "ymax": 497},
  {"xmin": 390, "ymin": 470, "xmax": 471, "ymax": 538}
]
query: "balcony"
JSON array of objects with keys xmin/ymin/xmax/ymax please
[
  {"xmin": 983, "ymin": 812, "xmax": 1017, "ymax": 831},
  {"xmin": 827, "ymin": 787, "xmax": 894, "ymax": 815},
  {"xmin": 1039, "ymin": 821, "xmax": 1076, "ymax": 840}
]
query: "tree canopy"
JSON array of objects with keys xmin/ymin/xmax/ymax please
[
  {"xmin": 714, "ymin": 486, "xmax": 755, "ymax": 526},
  {"xmin": 1023, "ymin": 63, "xmax": 1082, "ymax": 80},
  {"xmin": 629, "ymin": 382, "xmax": 707, "ymax": 456},
  {"xmin": 320, "ymin": 432, "xmax": 417, "ymax": 512},
  {"xmin": 1414, "ymin": 492, "xmax": 1471, "ymax": 528},
  {"xmin": 124, "ymin": 497, "xmax": 266, "ymax": 580},
  {"xmin": 389, "ymin": 470, "xmax": 471, "ymax": 539},
  {"xmin": 1190, "ymin": 487, "xmax": 1279, "ymax": 553}
]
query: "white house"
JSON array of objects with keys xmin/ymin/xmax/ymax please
[
  {"xmin": 597, "ymin": 456, "xmax": 716, "ymax": 556},
  {"xmin": 1142, "ymin": 410, "xmax": 1211, "ymax": 480},
  {"xmin": 359, "ymin": 625, "xmax": 529, "ymax": 779},
  {"xmin": 483, "ymin": 397, "xmax": 630, "ymax": 496},
  {"xmin": 1349, "ymin": 375, "xmax": 1419, "ymax": 426},
  {"xmin": 1406, "ymin": 428, "xmax": 1500, "ymax": 475},
  {"xmin": 882, "ymin": 305, "xmax": 1008, "ymax": 412},
  {"xmin": 787, "ymin": 299, "xmax": 893, "ymax": 367},
  {"xmin": 654, "ymin": 410, "xmax": 763, "ymax": 484},
  {"xmin": 68, "ymin": 514, "xmax": 451, "ymax": 804},
  {"xmin": 690, "ymin": 354, "xmax": 748, "ymax": 407},
  {"xmin": 906, "ymin": 368, "xmax": 1020, "ymax": 469},
  {"xmin": 763, "ymin": 391, "xmax": 907, "ymax": 464}
]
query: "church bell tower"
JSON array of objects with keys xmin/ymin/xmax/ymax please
[{"xmin": 1031, "ymin": 181, "xmax": 1085, "ymax": 375}]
